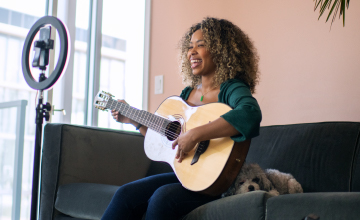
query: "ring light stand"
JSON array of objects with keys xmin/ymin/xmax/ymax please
[{"xmin": 22, "ymin": 16, "xmax": 69, "ymax": 220}]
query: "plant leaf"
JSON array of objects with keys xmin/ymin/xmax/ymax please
[
  {"xmin": 326, "ymin": 1, "xmax": 338, "ymax": 22},
  {"xmin": 314, "ymin": 0, "xmax": 350, "ymax": 27},
  {"xmin": 331, "ymin": 1, "xmax": 340, "ymax": 25},
  {"xmin": 319, "ymin": 0, "xmax": 330, "ymax": 16},
  {"xmin": 342, "ymin": 0, "xmax": 346, "ymax": 26}
]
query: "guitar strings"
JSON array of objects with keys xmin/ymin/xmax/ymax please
[
  {"xmin": 125, "ymin": 114, "xmax": 180, "ymax": 139},
  {"xmin": 109, "ymin": 100, "xmax": 180, "ymax": 140},
  {"xmin": 96, "ymin": 95, "xmax": 180, "ymax": 139},
  {"xmin": 99, "ymin": 96, "xmax": 209, "ymax": 148},
  {"xmin": 121, "ymin": 112, "xmax": 180, "ymax": 140}
]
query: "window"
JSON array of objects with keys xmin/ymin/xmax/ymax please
[
  {"xmin": 0, "ymin": 0, "xmax": 148, "ymax": 219},
  {"xmin": 98, "ymin": 0, "xmax": 145, "ymax": 130},
  {"xmin": 0, "ymin": 2, "xmax": 46, "ymax": 219}
]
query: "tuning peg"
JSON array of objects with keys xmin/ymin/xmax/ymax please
[{"xmin": 104, "ymin": 91, "xmax": 114, "ymax": 97}]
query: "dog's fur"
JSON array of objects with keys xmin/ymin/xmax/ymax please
[
  {"xmin": 222, "ymin": 163, "xmax": 276, "ymax": 197},
  {"xmin": 222, "ymin": 163, "xmax": 303, "ymax": 197},
  {"xmin": 265, "ymin": 168, "xmax": 303, "ymax": 195}
]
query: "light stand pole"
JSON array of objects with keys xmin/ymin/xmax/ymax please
[
  {"xmin": 22, "ymin": 16, "xmax": 69, "ymax": 220},
  {"xmin": 31, "ymin": 74, "xmax": 51, "ymax": 220}
]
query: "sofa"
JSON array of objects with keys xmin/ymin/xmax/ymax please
[{"xmin": 39, "ymin": 122, "xmax": 360, "ymax": 220}]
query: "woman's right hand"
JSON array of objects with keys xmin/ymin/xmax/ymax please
[{"xmin": 111, "ymin": 99, "xmax": 132, "ymax": 124}]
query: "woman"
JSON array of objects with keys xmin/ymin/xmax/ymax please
[{"xmin": 102, "ymin": 17, "xmax": 262, "ymax": 220}]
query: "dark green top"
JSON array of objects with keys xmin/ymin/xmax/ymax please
[{"xmin": 179, "ymin": 79, "xmax": 262, "ymax": 142}]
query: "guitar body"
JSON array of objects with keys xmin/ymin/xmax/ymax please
[{"xmin": 144, "ymin": 96, "xmax": 250, "ymax": 196}]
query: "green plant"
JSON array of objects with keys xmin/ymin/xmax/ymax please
[{"xmin": 314, "ymin": 0, "xmax": 350, "ymax": 27}]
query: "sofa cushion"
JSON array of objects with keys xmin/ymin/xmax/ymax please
[
  {"xmin": 183, "ymin": 191, "xmax": 274, "ymax": 220},
  {"xmin": 55, "ymin": 183, "xmax": 119, "ymax": 220},
  {"xmin": 246, "ymin": 122, "xmax": 360, "ymax": 192},
  {"xmin": 55, "ymin": 214, "xmax": 88, "ymax": 220},
  {"xmin": 266, "ymin": 192, "xmax": 360, "ymax": 220}
]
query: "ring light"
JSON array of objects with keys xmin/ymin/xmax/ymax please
[{"xmin": 22, "ymin": 16, "xmax": 69, "ymax": 90}]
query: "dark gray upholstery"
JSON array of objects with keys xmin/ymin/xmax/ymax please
[
  {"xmin": 39, "ymin": 122, "xmax": 360, "ymax": 220},
  {"xmin": 55, "ymin": 183, "xmax": 119, "ymax": 219},
  {"xmin": 55, "ymin": 214, "xmax": 88, "ymax": 220},
  {"xmin": 352, "ymin": 137, "xmax": 360, "ymax": 191},
  {"xmin": 246, "ymin": 122, "xmax": 360, "ymax": 192},
  {"xmin": 183, "ymin": 191, "xmax": 272, "ymax": 220},
  {"xmin": 39, "ymin": 124, "xmax": 172, "ymax": 220},
  {"xmin": 265, "ymin": 192, "xmax": 360, "ymax": 220}
]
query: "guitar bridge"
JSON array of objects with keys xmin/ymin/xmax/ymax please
[{"xmin": 191, "ymin": 140, "xmax": 210, "ymax": 165}]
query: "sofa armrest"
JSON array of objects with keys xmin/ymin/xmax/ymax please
[
  {"xmin": 266, "ymin": 192, "xmax": 360, "ymax": 220},
  {"xmin": 39, "ymin": 123, "xmax": 163, "ymax": 220}
]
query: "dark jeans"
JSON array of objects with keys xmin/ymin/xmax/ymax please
[{"xmin": 101, "ymin": 172, "xmax": 220, "ymax": 220}]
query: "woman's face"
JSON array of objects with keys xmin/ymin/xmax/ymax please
[{"xmin": 187, "ymin": 30, "xmax": 216, "ymax": 77}]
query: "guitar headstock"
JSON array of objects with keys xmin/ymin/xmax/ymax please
[{"xmin": 94, "ymin": 91, "xmax": 114, "ymax": 111}]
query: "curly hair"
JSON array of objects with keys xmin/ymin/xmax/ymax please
[{"xmin": 179, "ymin": 17, "xmax": 260, "ymax": 93}]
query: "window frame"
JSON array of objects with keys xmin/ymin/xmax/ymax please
[{"xmin": 46, "ymin": 0, "xmax": 150, "ymax": 126}]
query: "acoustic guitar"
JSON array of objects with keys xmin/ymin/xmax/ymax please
[{"xmin": 94, "ymin": 91, "xmax": 250, "ymax": 196}]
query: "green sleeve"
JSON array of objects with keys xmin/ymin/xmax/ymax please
[
  {"xmin": 218, "ymin": 79, "xmax": 262, "ymax": 142},
  {"xmin": 180, "ymin": 86, "xmax": 193, "ymax": 100}
]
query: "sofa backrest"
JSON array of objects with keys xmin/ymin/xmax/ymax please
[
  {"xmin": 246, "ymin": 122, "xmax": 360, "ymax": 193},
  {"xmin": 42, "ymin": 124, "xmax": 172, "ymax": 188}
]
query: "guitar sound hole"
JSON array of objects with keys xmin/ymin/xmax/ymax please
[{"xmin": 165, "ymin": 121, "xmax": 181, "ymax": 141}]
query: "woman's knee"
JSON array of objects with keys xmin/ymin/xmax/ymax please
[
  {"xmin": 146, "ymin": 184, "xmax": 184, "ymax": 219},
  {"xmin": 149, "ymin": 184, "xmax": 177, "ymax": 204},
  {"xmin": 113, "ymin": 184, "xmax": 133, "ymax": 200}
]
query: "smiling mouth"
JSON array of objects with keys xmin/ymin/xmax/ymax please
[{"xmin": 191, "ymin": 59, "xmax": 202, "ymax": 68}]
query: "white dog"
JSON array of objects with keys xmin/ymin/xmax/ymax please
[
  {"xmin": 222, "ymin": 163, "xmax": 278, "ymax": 197},
  {"xmin": 222, "ymin": 163, "xmax": 303, "ymax": 197}
]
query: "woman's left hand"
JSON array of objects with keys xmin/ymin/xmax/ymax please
[{"xmin": 172, "ymin": 129, "xmax": 199, "ymax": 163}]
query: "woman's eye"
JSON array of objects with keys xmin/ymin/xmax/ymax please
[
  {"xmin": 187, "ymin": 46, "xmax": 193, "ymax": 50},
  {"xmin": 198, "ymin": 44, "xmax": 204, "ymax": 47}
]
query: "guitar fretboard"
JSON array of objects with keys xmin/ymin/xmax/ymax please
[{"xmin": 106, "ymin": 98, "xmax": 172, "ymax": 136}]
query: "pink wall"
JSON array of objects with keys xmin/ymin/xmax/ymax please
[{"xmin": 148, "ymin": 0, "xmax": 360, "ymax": 126}]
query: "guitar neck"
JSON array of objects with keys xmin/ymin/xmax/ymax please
[{"xmin": 106, "ymin": 99, "xmax": 171, "ymax": 135}]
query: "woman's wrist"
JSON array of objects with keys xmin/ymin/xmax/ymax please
[{"xmin": 189, "ymin": 127, "xmax": 202, "ymax": 143}]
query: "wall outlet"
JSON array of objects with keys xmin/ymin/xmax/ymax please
[{"xmin": 155, "ymin": 75, "xmax": 163, "ymax": 94}]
